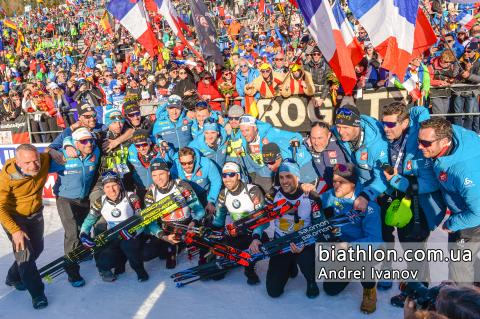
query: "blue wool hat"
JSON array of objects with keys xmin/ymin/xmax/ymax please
[
  {"xmin": 105, "ymin": 109, "xmax": 124, "ymax": 127},
  {"xmin": 203, "ymin": 118, "xmax": 219, "ymax": 132},
  {"xmin": 244, "ymin": 39, "xmax": 253, "ymax": 45},
  {"xmin": 278, "ymin": 162, "xmax": 301, "ymax": 179},
  {"xmin": 267, "ymin": 42, "xmax": 274, "ymax": 47}
]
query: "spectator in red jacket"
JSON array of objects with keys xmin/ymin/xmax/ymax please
[
  {"xmin": 197, "ymin": 71, "xmax": 222, "ymax": 112},
  {"xmin": 217, "ymin": 68, "xmax": 241, "ymax": 106}
]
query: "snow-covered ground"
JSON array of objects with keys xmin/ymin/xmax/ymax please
[{"xmin": 0, "ymin": 205, "xmax": 450, "ymax": 319}]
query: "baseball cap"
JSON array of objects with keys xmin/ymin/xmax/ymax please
[{"xmin": 262, "ymin": 143, "xmax": 282, "ymax": 164}]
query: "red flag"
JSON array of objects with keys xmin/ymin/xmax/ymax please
[
  {"xmin": 176, "ymin": 16, "xmax": 191, "ymax": 36},
  {"xmin": 287, "ymin": 0, "xmax": 298, "ymax": 9},
  {"xmin": 411, "ymin": 8, "xmax": 438, "ymax": 60}
]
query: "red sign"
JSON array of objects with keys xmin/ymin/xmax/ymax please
[
  {"xmin": 439, "ymin": 172, "xmax": 448, "ymax": 183},
  {"xmin": 250, "ymin": 145, "xmax": 260, "ymax": 154},
  {"xmin": 182, "ymin": 189, "xmax": 191, "ymax": 198},
  {"xmin": 360, "ymin": 152, "xmax": 368, "ymax": 161},
  {"xmin": 328, "ymin": 151, "xmax": 337, "ymax": 158},
  {"xmin": 253, "ymin": 197, "xmax": 260, "ymax": 205},
  {"xmin": 90, "ymin": 154, "xmax": 96, "ymax": 162},
  {"xmin": 407, "ymin": 161, "xmax": 412, "ymax": 171}
]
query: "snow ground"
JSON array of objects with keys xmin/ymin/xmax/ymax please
[{"xmin": 0, "ymin": 205, "xmax": 451, "ymax": 319}]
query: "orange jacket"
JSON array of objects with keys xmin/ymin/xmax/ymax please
[{"xmin": 0, "ymin": 153, "xmax": 52, "ymax": 234}]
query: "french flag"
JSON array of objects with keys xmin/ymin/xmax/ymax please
[
  {"xmin": 455, "ymin": 11, "xmax": 477, "ymax": 30},
  {"xmin": 259, "ymin": 0, "xmax": 272, "ymax": 15},
  {"xmin": 392, "ymin": 69, "xmax": 422, "ymax": 101},
  {"xmin": 107, "ymin": 0, "xmax": 158, "ymax": 57},
  {"xmin": 331, "ymin": 1, "xmax": 364, "ymax": 66},
  {"xmin": 144, "ymin": 0, "xmax": 203, "ymax": 62},
  {"xmin": 348, "ymin": 0, "xmax": 436, "ymax": 82},
  {"xmin": 297, "ymin": 0, "xmax": 356, "ymax": 94}
]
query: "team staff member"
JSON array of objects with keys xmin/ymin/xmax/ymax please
[
  {"xmin": 380, "ymin": 103, "xmax": 447, "ymax": 304},
  {"xmin": 48, "ymin": 128, "xmax": 101, "ymax": 288},
  {"xmin": 141, "ymin": 159, "xmax": 205, "ymax": 269},
  {"xmin": 167, "ymin": 147, "xmax": 222, "ymax": 215},
  {"xmin": 319, "ymin": 163, "xmax": 384, "ymax": 314},
  {"xmin": 0, "ymin": 144, "xmax": 51, "ymax": 309},
  {"xmin": 264, "ymin": 162, "xmax": 324, "ymax": 299},
  {"xmin": 127, "ymin": 130, "xmax": 164, "ymax": 203},
  {"xmin": 211, "ymin": 162, "xmax": 269, "ymax": 285},
  {"xmin": 333, "ymin": 104, "xmax": 389, "ymax": 212},
  {"xmin": 418, "ymin": 118, "xmax": 480, "ymax": 287}
]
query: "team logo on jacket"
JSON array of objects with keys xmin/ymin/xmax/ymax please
[
  {"xmin": 232, "ymin": 199, "xmax": 241, "ymax": 209},
  {"xmin": 439, "ymin": 172, "xmax": 448, "ymax": 183},
  {"xmin": 262, "ymin": 138, "xmax": 269, "ymax": 145},
  {"xmin": 111, "ymin": 208, "xmax": 121, "ymax": 218},
  {"xmin": 407, "ymin": 161, "xmax": 412, "ymax": 171},
  {"xmin": 182, "ymin": 189, "xmax": 191, "ymax": 198},
  {"xmin": 330, "ymin": 159, "xmax": 337, "ymax": 164},
  {"xmin": 149, "ymin": 114, "xmax": 156, "ymax": 122},
  {"xmin": 253, "ymin": 197, "xmax": 260, "ymax": 205},
  {"xmin": 133, "ymin": 201, "xmax": 141, "ymax": 212},
  {"xmin": 328, "ymin": 151, "xmax": 337, "ymax": 158},
  {"xmin": 90, "ymin": 154, "xmax": 96, "ymax": 162},
  {"xmin": 360, "ymin": 152, "xmax": 368, "ymax": 161},
  {"xmin": 196, "ymin": 170, "xmax": 202, "ymax": 177},
  {"xmin": 183, "ymin": 119, "xmax": 188, "ymax": 125}
]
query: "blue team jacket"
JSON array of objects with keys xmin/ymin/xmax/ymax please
[
  {"xmin": 152, "ymin": 108, "xmax": 193, "ymax": 152},
  {"xmin": 49, "ymin": 146, "xmax": 100, "ymax": 199},
  {"xmin": 127, "ymin": 141, "xmax": 163, "ymax": 190},
  {"xmin": 188, "ymin": 129, "xmax": 230, "ymax": 172}
]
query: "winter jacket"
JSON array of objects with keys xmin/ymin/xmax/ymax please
[
  {"xmin": 236, "ymin": 67, "xmax": 260, "ymax": 107},
  {"xmin": 304, "ymin": 58, "xmax": 331, "ymax": 100},
  {"xmin": 188, "ymin": 129, "xmax": 230, "ymax": 172},
  {"xmin": 282, "ymin": 69, "xmax": 315, "ymax": 97},
  {"xmin": 0, "ymin": 154, "xmax": 52, "ymax": 234},
  {"xmin": 320, "ymin": 184, "xmax": 384, "ymax": 251},
  {"xmin": 333, "ymin": 115, "xmax": 389, "ymax": 201},
  {"xmin": 127, "ymin": 143, "xmax": 163, "ymax": 191},
  {"xmin": 244, "ymin": 71, "xmax": 285, "ymax": 99},
  {"xmin": 434, "ymin": 125, "xmax": 480, "ymax": 232},
  {"xmin": 387, "ymin": 106, "xmax": 447, "ymax": 231},
  {"xmin": 151, "ymin": 107, "xmax": 193, "ymax": 153},
  {"xmin": 49, "ymin": 146, "xmax": 100, "ymax": 199},
  {"xmin": 196, "ymin": 80, "xmax": 222, "ymax": 112}
]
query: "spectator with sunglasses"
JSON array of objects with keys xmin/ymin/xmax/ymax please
[
  {"xmin": 189, "ymin": 118, "xmax": 230, "ymax": 171},
  {"xmin": 141, "ymin": 158, "xmax": 205, "ymax": 269},
  {"xmin": 333, "ymin": 104, "xmax": 389, "ymax": 214},
  {"xmin": 167, "ymin": 147, "xmax": 222, "ymax": 215},
  {"xmin": 282, "ymin": 61, "xmax": 315, "ymax": 98},
  {"xmin": 265, "ymin": 161, "xmax": 324, "ymax": 299},
  {"xmin": 172, "ymin": 66, "xmax": 198, "ymax": 111},
  {"xmin": 357, "ymin": 27, "xmax": 370, "ymax": 42},
  {"xmin": 244, "ymin": 63, "xmax": 285, "ymax": 99},
  {"xmin": 80, "ymin": 172, "xmax": 146, "ymax": 283},
  {"xmin": 239, "ymin": 39, "xmax": 259, "ymax": 65},
  {"xmin": 236, "ymin": 57, "xmax": 260, "ymax": 107},
  {"xmin": 418, "ymin": 118, "xmax": 480, "ymax": 287},
  {"xmin": 196, "ymin": 71, "xmax": 223, "ymax": 112},
  {"xmin": 454, "ymin": 40, "xmax": 480, "ymax": 134},
  {"xmin": 272, "ymin": 53, "xmax": 287, "ymax": 75},
  {"xmin": 379, "ymin": 103, "xmax": 447, "ymax": 304},
  {"xmin": 304, "ymin": 47, "xmax": 331, "ymax": 108},
  {"xmin": 320, "ymin": 163, "xmax": 383, "ymax": 314},
  {"xmin": 48, "ymin": 127, "xmax": 100, "ymax": 288},
  {"xmin": 209, "ymin": 162, "xmax": 268, "ymax": 285}
]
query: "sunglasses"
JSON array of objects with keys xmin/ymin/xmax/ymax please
[
  {"xmin": 283, "ymin": 158, "xmax": 295, "ymax": 164},
  {"xmin": 382, "ymin": 119, "xmax": 404, "ymax": 129},
  {"xmin": 311, "ymin": 121, "xmax": 329, "ymax": 129},
  {"xmin": 366, "ymin": 46, "xmax": 374, "ymax": 49},
  {"xmin": 108, "ymin": 115, "xmax": 123, "ymax": 120},
  {"xmin": 105, "ymin": 75, "xmax": 112, "ymax": 77},
  {"xmin": 171, "ymin": 70, "xmax": 178, "ymax": 73},
  {"xmin": 313, "ymin": 53, "xmax": 321, "ymax": 56},
  {"xmin": 228, "ymin": 116, "xmax": 240, "ymax": 121},
  {"xmin": 334, "ymin": 163, "xmax": 352, "ymax": 173},
  {"xmin": 336, "ymin": 108, "xmax": 354, "ymax": 116},
  {"xmin": 169, "ymin": 97, "xmax": 181, "ymax": 103},
  {"xmin": 222, "ymin": 172, "xmax": 237, "ymax": 178},
  {"xmin": 180, "ymin": 160, "xmax": 194, "ymax": 166},
  {"xmin": 75, "ymin": 138, "xmax": 94, "ymax": 145},
  {"xmin": 261, "ymin": 69, "xmax": 271, "ymax": 74},
  {"xmin": 135, "ymin": 142, "xmax": 149, "ymax": 148},
  {"xmin": 102, "ymin": 170, "xmax": 118, "ymax": 178},
  {"xmin": 274, "ymin": 58, "xmax": 283, "ymax": 61},
  {"xmin": 256, "ymin": 61, "xmax": 263, "ymax": 64},
  {"xmin": 83, "ymin": 113, "xmax": 97, "ymax": 119},
  {"xmin": 417, "ymin": 137, "xmax": 443, "ymax": 148},
  {"xmin": 128, "ymin": 111, "xmax": 141, "ymax": 118},
  {"xmin": 240, "ymin": 64, "xmax": 248, "ymax": 68},
  {"xmin": 179, "ymin": 72, "xmax": 187, "ymax": 75},
  {"xmin": 465, "ymin": 50, "xmax": 473, "ymax": 53},
  {"xmin": 203, "ymin": 77, "xmax": 212, "ymax": 80},
  {"xmin": 446, "ymin": 40, "xmax": 454, "ymax": 43}
]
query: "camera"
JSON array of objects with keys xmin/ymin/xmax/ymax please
[{"xmin": 399, "ymin": 280, "xmax": 441, "ymax": 310}]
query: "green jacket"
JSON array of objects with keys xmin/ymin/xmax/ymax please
[{"xmin": 394, "ymin": 62, "xmax": 431, "ymax": 98}]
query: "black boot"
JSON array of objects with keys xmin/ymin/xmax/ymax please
[
  {"xmin": 306, "ymin": 280, "xmax": 320, "ymax": 299},
  {"xmin": 245, "ymin": 267, "xmax": 260, "ymax": 286},
  {"xmin": 136, "ymin": 268, "xmax": 149, "ymax": 282},
  {"xmin": 390, "ymin": 293, "xmax": 407, "ymax": 308},
  {"xmin": 67, "ymin": 273, "xmax": 85, "ymax": 287},
  {"xmin": 32, "ymin": 294, "xmax": 48, "ymax": 310},
  {"xmin": 5, "ymin": 278, "xmax": 26, "ymax": 291}
]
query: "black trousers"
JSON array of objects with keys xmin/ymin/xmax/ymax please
[
  {"xmin": 323, "ymin": 276, "xmax": 376, "ymax": 296},
  {"xmin": 40, "ymin": 114, "xmax": 61, "ymax": 143},
  {"xmin": 140, "ymin": 235, "xmax": 172, "ymax": 261},
  {"xmin": 56, "ymin": 196, "xmax": 90, "ymax": 276},
  {"xmin": 266, "ymin": 244, "xmax": 316, "ymax": 298},
  {"xmin": 2, "ymin": 208, "xmax": 45, "ymax": 299},
  {"xmin": 96, "ymin": 237, "xmax": 144, "ymax": 272}
]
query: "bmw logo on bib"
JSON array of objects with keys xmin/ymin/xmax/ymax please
[
  {"xmin": 111, "ymin": 208, "xmax": 122, "ymax": 218},
  {"xmin": 232, "ymin": 199, "xmax": 241, "ymax": 209}
]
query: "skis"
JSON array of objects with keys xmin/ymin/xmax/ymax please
[
  {"xmin": 171, "ymin": 210, "xmax": 365, "ymax": 285},
  {"xmin": 39, "ymin": 193, "xmax": 186, "ymax": 281}
]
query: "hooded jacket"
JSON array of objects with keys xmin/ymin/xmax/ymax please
[
  {"xmin": 188, "ymin": 129, "xmax": 230, "ymax": 171},
  {"xmin": 151, "ymin": 107, "xmax": 193, "ymax": 153},
  {"xmin": 333, "ymin": 115, "xmax": 389, "ymax": 201},
  {"xmin": 282, "ymin": 67, "xmax": 315, "ymax": 97},
  {"xmin": 434, "ymin": 125, "xmax": 480, "ymax": 232},
  {"xmin": 236, "ymin": 67, "xmax": 260, "ymax": 107},
  {"xmin": 387, "ymin": 106, "xmax": 447, "ymax": 230},
  {"xmin": 244, "ymin": 70, "xmax": 286, "ymax": 99}
]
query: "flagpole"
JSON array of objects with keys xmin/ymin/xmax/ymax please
[{"xmin": 258, "ymin": 43, "xmax": 312, "ymax": 122}]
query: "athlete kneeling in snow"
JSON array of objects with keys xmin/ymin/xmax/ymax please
[
  {"xmin": 265, "ymin": 162, "xmax": 324, "ymax": 299},
  {"xmin": 80, "ymin": 172, "xmax": 148, "ymax": 283},
  {"xmin": 316, "ymin": 163, "xmax": 383, "ymax": 314},
  {"xmin": 210, "ymin": 162, "xmax": 269, "ymax": 285},
  {"xmin": 141, "ymin": 158, "xmax": 205, "ymax": 269}
]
